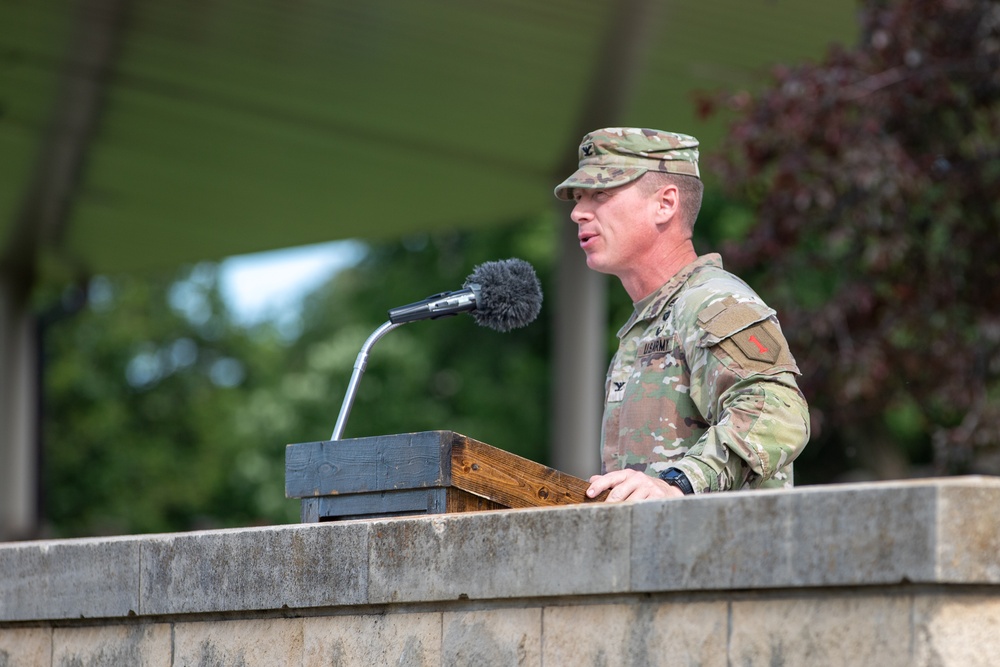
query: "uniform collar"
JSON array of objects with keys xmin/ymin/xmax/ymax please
[{"xmin": 618, "ymin": 253, "xmax": 723, "ymax": 337}]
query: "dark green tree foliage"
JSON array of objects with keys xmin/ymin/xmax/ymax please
[
  {"xmin": 42, "ymin": 219, "xmax": 555, "ymax": 537},
  {"xmin": 703, "ymin": 0, "xmax": 1000, "ymax": 477},
  {"xmin": 43, "ymin": 265, "xmax": 298, "ymax": 536},
  {"xmin": 274, "ymin": 220, "xmax": 555, "ymax": 461}
]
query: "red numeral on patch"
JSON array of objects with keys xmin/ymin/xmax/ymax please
[{"xmin": 748, "ymin": 335, "xmax": 769, "ymax": 354}]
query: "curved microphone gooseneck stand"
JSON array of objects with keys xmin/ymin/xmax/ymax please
[{"xmin": 330, "ymin": 320, "xmax": 405, "ymax": 441}]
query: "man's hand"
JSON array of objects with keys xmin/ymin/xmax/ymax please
[{"xmin": 586, "ymin": 469, "xmax": 685, "ymax": 502}]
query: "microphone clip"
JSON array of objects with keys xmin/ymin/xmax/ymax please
[{"xmin": 387, "ymin": 284, "xmax": 481, "ymax": 324}]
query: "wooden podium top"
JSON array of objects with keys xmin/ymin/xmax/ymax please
[{"xmin": 286, "ymin": 431, "xmax": 608, "ymax": 521}]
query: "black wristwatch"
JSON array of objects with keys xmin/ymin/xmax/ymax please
[{"xmin": 659, "ymin": 468, "xmax": 695, "ymax": 495}]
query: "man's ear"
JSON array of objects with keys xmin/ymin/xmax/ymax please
[{"xmin": 653, "ymin": 183, "xmax": 680, "ymax": 225}]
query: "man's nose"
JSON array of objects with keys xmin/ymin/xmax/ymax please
[{"xmin": 570, "ymin": 203, "xmax": 590, "ymax": 225}]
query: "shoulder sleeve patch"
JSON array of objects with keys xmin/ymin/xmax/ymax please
[
  {"xmin": 731, "ymin": 322, "xmax": 780, "ymax": 364},
  {"xmin": 696, "ymin": 296, "xmax": 774, "ymax": 342},
  {"xmin": 696, "ymin": 296, "xmax": 733, "ymax": 328},
  {"xmin": 716, "ymin": 320, "xmax": 799, "ymax": 375},
  {"xmin": 692, "ymin": 296, "xmax": 798, "ymax": 375}
]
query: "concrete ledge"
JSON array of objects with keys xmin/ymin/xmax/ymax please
[
  {"xmin": 630, "ymin": 477, "xmax": 982, "ymax": 591},
  {"xmin": 3, "ymin": 477, "xmax": 1000, "ymax": 666},
  {"xmin": 366, "ymin": 501, "xmax": 630, "ymax": 603},
  {"xmin": 0, "ymin": 535, "xmax": 140, "ymax": 621},
  {"xmin": 140, "ymin": 520, "xmax": 370, "ymax": 615},
  {"xmin": 1, "ymin": 477, "xmax": 998, "ymax": 624}
]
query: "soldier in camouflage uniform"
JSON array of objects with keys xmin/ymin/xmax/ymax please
[{"xmin": 553, "ymin": 128, "xmax": 810, "ymax": 500}]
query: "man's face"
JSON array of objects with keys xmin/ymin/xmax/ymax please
[{"xmin": 570, "ymin": 180, "xmax": 659, "ymax": 278}]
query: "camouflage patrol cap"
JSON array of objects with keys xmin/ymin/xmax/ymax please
[{"xmin": 553, "ymin": 127, "xmax": 700, "ymax": 200}]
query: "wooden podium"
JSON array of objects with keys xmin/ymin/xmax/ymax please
[{"xmin": 285, "ymin": 430, "xmax": 607, "ymax": 522}]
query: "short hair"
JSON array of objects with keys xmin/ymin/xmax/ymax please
[{"xmin": 636, "ymin": 172, "xmax": 704, "ymax": 232}]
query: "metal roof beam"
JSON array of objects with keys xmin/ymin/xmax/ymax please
[
  {"xmin": 0, "ymin": 0, "xmax": 131, "ymax": 542},
  {"xmin": 550, "ymin": 0, "xmax": 662, "ymax": 477}
]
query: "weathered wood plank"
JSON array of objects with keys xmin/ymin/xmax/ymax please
[
  {"xmin": 444, "ymin": 488, "xmax": 506, "ymax": 514},
  {"xmin": 300, "ymin": 497, "xmax": 320, "ymax": 522},
  {"xmin": 288, "ymin": 431, "xmax": 608, "ymax": 520},
  {"xmin": 450, "ymin": 434, "xmax": 609, "ymax": 508},
  {"xmin": 307, "ymin": 488, "xmax": 451, "ymax": 521},
  {"xmin": 285, "ymin": 432, "xmax": 452, "ymax": 498}
]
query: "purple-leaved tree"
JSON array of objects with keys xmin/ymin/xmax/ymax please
[{"xmin": 704, "ymin": 0, "xmax": 1000, "ymax": 478}]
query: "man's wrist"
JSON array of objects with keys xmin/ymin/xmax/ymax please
[{"xmin": 658, "ymin": 468, "xmax": 695, "ymax": 495}]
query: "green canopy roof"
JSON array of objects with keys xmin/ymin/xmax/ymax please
[{"xmin": 1, "ymin": 0, "xmax": 856, "ymax": 276}]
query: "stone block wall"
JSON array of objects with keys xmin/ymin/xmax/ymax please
[{"xmin": 2, "ymin": 477, "xmax": 999, "ymax": 666}]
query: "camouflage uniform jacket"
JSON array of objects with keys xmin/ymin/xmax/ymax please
[{"xmin": 601, "ymin": 254, "xmax": 810, "ymax": 493}]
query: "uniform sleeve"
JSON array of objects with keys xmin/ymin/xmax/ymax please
[
  {"xmin": 671, "ymin": 367, "xmax": 810, "ymax": 492},
  {"xmin": 670, "ymin": 296, "xmax": 810, "ymax": 493}
]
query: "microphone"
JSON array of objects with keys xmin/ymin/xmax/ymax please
[
  {"xmin": 330, "ymin": 258, "xmax": 542, "ymax": 440},
  {"xmin": 387, "ymin": 258, "xmax": 543, "ymax": 332}
]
